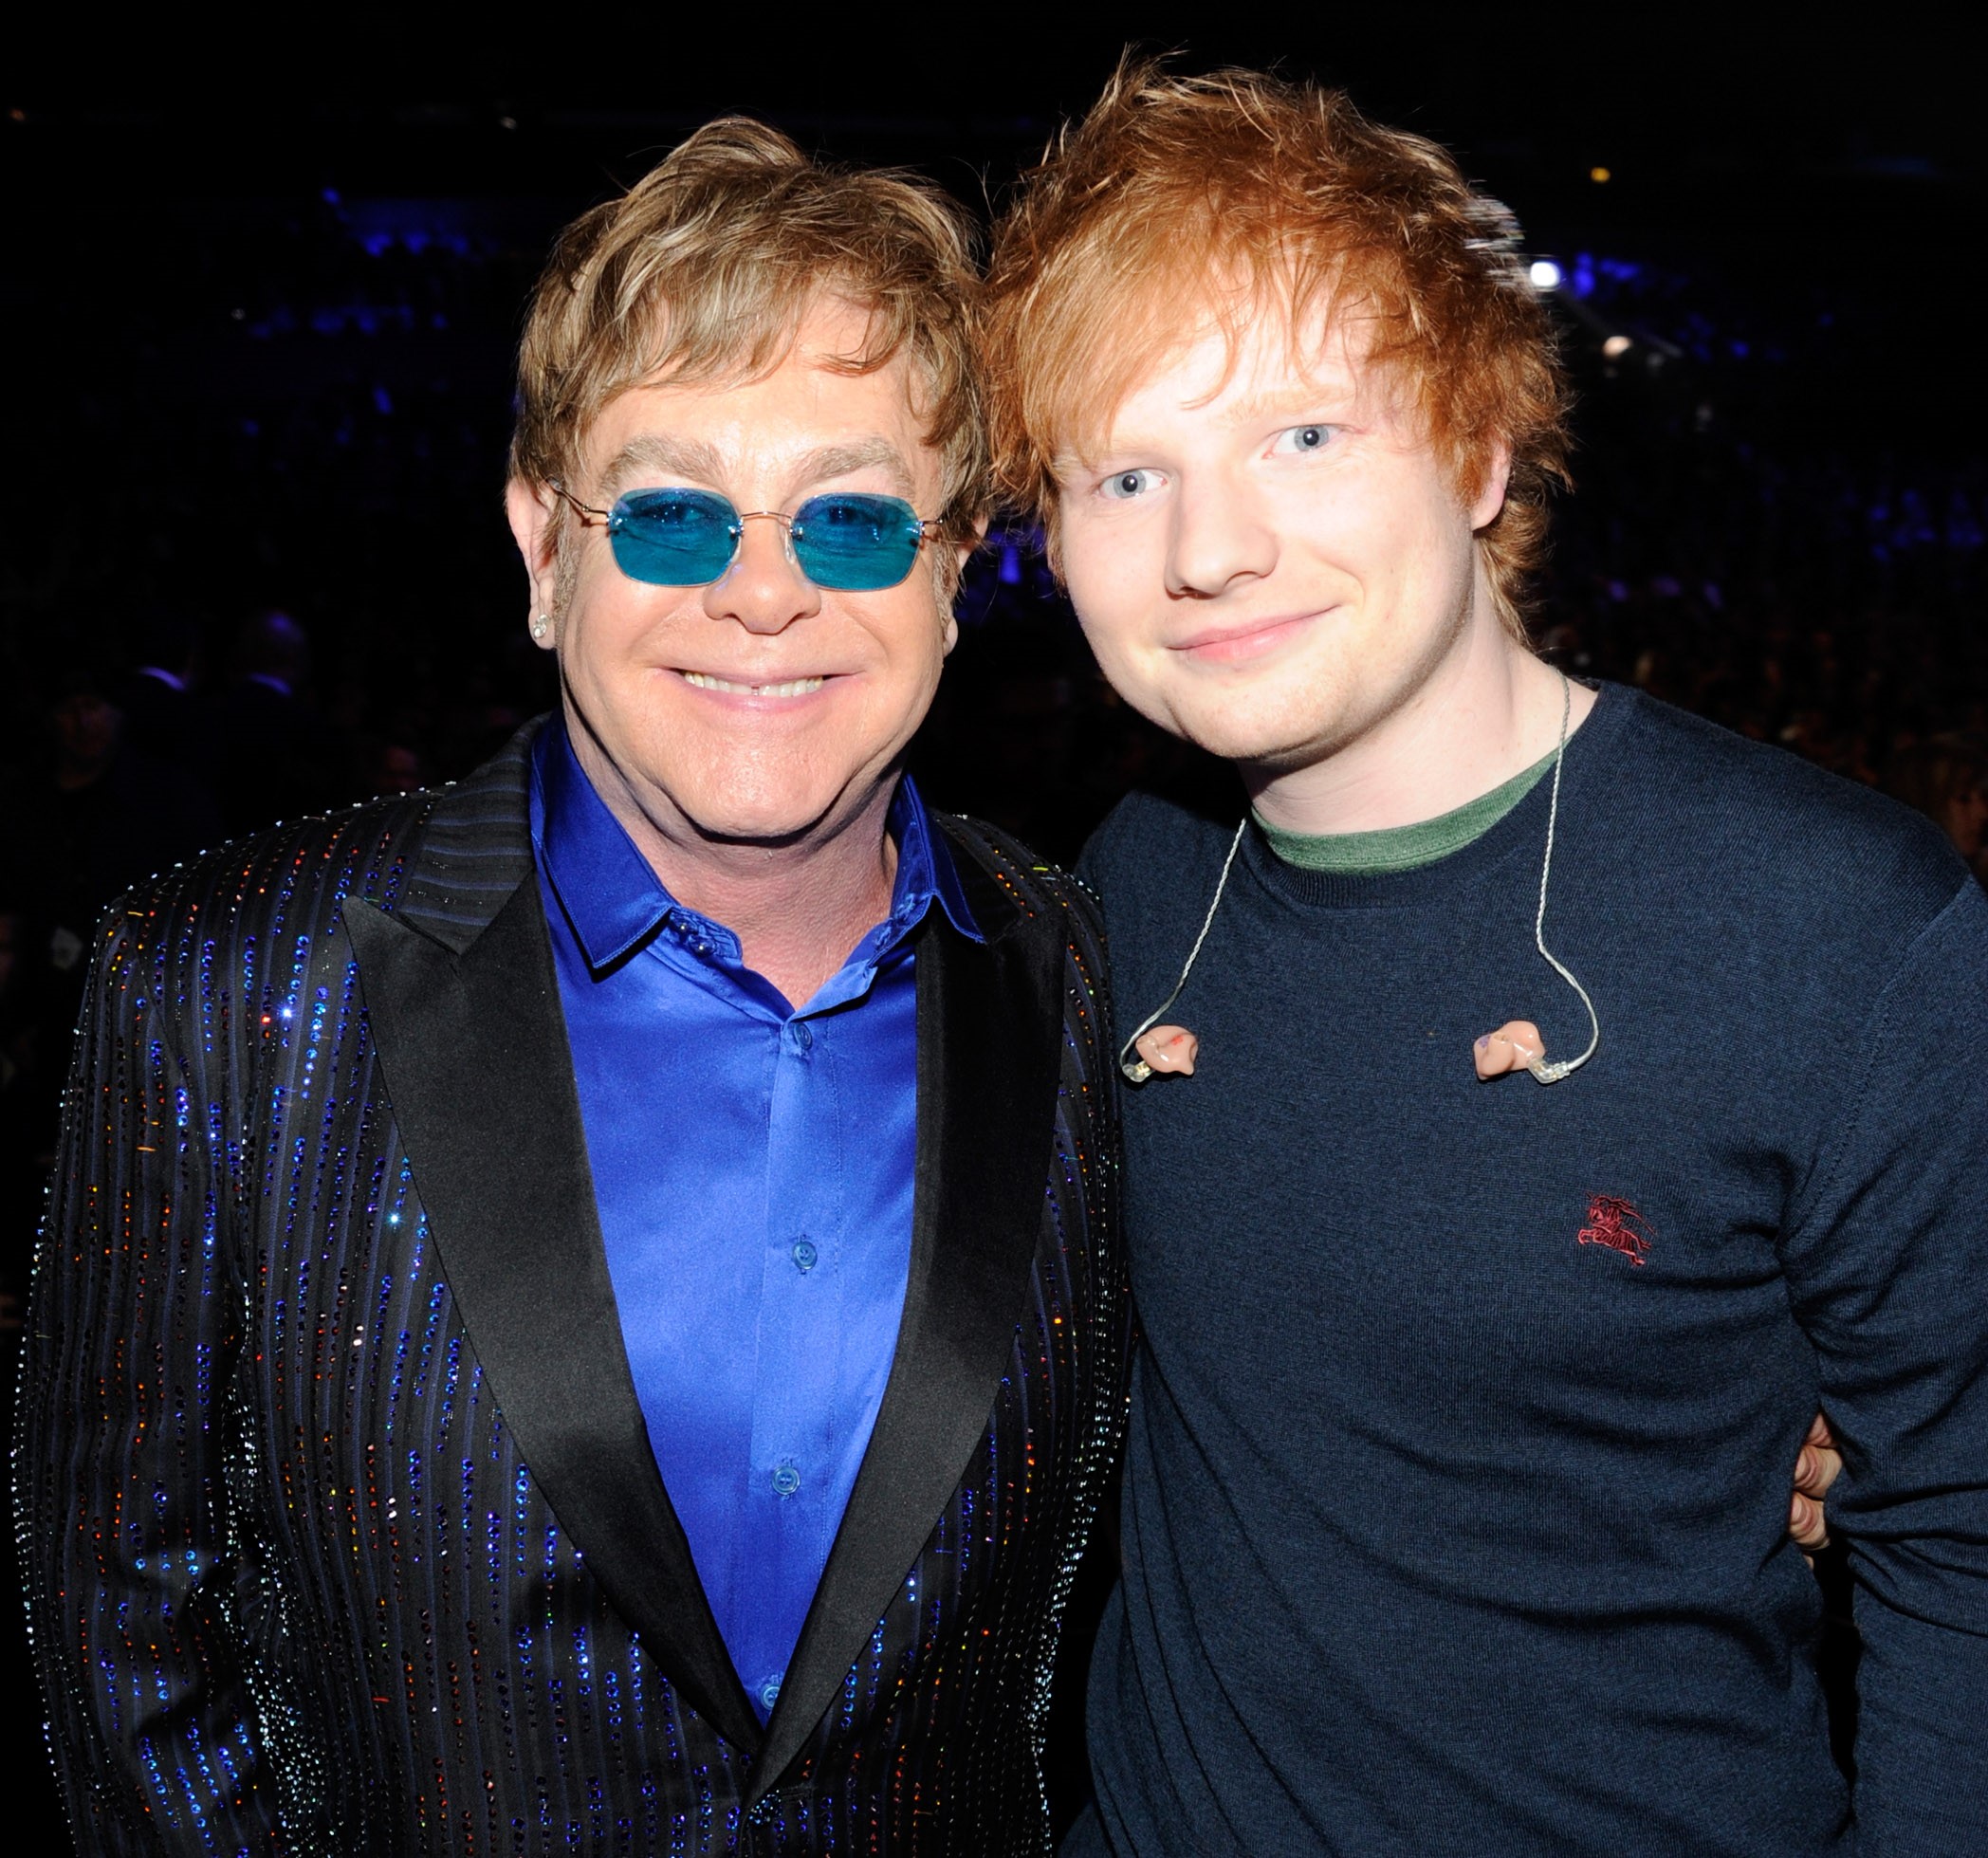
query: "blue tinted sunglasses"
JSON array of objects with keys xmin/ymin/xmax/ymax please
[{"xmin": 552, "ymin": 482, "xmax": 942, "ymax": 592}]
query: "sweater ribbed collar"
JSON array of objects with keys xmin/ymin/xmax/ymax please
[{"xmin": 1242, "ymin": 679, "xmax": 1626, "ymax": 910}]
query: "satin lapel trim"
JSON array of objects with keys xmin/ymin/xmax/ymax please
[
  {"xmin": 751, "ymin": 895, "xmax": 1067, "ymax": 1798},
  {"xmin": 342, "ymin": 879, "xmax": 763, "ymax": 1757}
]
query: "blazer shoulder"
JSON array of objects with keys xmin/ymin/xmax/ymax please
[
  {"xmin": 97, "ymin": 787, "xmax": 451, "ymax": 976},
  {"xmin": 100, "ymin": 718, "xmax": 543, "ymax": 969},
  {"xmin": 936, "ymin": 813, "xmax": 1106, "ymax": 959}
]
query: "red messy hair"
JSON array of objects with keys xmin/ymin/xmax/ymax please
[{"xmin": 983, "ymin": 57, "xmax": 1573, "ymax": 636}]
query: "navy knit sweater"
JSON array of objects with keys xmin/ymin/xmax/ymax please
[{"xmin": 1074, "ymin": 685, "xmax": 1988, "ymax": 1856}]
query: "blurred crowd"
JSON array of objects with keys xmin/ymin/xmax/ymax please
[{"xmin": 2, "ymin": 192, "xmax": 1985, "ymax": 1323}]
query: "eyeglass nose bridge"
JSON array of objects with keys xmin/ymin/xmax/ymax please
[{"xmin": 726, "ymin": 507, "xmax": 802, "ymax": 575}]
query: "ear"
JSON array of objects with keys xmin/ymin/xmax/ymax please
[
  {"xmin": 941, "ymin": 512, "xmax": 992, "ymax": 658},
  {"xmin": 1468, "ymin": 439, "xmax": 1513, "ymax": 532},
  {"xmin": 506, "ymin": 478, "xmax": 564, "ymax": 650}
]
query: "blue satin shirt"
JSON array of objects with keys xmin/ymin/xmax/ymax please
[{"xmin": 528, "ymin": 721, "xmax": 978, "ymax": 1722}]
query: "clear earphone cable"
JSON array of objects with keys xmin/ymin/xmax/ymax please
[
  {"xmin": 1527, "ymin": 671, "xmax": 1599, "ymax": 1084},
  {"xmin": 1117, "ymin": 671, "xmax": 1598, "ymax": 1087},
  {"xmin": 1118, "ymin": 818, "xmax": 1248, "ymax": 1082}
]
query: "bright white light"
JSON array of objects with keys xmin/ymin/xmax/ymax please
[
  {"xmin": 1602, "ymin": 334, "xmax": 1633, "ymax": 358},
  {"xmin": 1529, "ymin": 260, "xmax": 1563, "ymax": 290}
]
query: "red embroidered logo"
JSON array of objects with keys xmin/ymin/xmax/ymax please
[{"xmin": 1578, "ymin": 1194, "xmax": 1653, "ymax": 1266}]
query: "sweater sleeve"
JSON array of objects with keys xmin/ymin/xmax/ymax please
[
  {"xmin": 17, "ymin": 901, "xmax": 280, "ymax": 1853},
  {"xmin": 1779, "ymin": 875, "xmax": 1988, "ymax": 1854}
]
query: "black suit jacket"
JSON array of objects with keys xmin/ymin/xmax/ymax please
[{"xmin": 20, "ymin": 723, "xmax": 1130, "ymax": 1854}]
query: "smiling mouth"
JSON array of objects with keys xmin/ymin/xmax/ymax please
[
  {"xmin": 1172, "ymin": 611, "xmax": 1329, "ymax": 663},
  {"xmin": 680, "ymin": 671, "xmax": 827, "ymax": 697}
]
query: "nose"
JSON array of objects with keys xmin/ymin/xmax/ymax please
[
  {"xmin": 702, "ymin": 512, "xmax": 820, "ymax": 635},
  {"xmin": 1167, "ymin": 472, "xmax": 1276, "ymax": 598}
]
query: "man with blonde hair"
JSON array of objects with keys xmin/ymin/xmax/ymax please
[
  {"xmin": 985, "ymin": 62, "xmax": 1988, "ymax": 1855},
  {"xmin": 22, "ymin": 121, "xmax": 1126, "ymax": 1854}
]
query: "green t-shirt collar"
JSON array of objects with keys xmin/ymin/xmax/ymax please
[{"xmin": 1253, "ymin": 748, "xmax": 1557, "ymax": 876}]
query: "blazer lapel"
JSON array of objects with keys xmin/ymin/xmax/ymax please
[
  {"xmin": 751, "ymin": 836, "xmax": 1069, "ymax": 1798},
  {"xmin": 343, "ymin": 777, "xmax": 762, "ymax": 1757}
]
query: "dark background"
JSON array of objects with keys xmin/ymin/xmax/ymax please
[{"xmin": 5, "ymin": 15, "xmax": 1982, "ymax": 1837}]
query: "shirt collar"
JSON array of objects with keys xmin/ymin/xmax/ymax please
[
  {"xmin": 529, "ymin": 715, "xmax": 980, "ymax": 976},
  {"xmin": 889, "ymin": 764, "xmax": 983, "ymax": 948}
]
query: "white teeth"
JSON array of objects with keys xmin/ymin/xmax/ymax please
[{"xmin": 682, "ymin": 672, "xmax": 825, "ymax": 697}]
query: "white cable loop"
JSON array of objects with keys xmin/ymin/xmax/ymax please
[
  {"xmin": 1118, "ymin": 818, "xmax": 1248, "ymax": 1083},
  {"xmin": 1117, "ymin": 670, "xmax": 1598, "ymax": 1088},
  {"xmin": 1526, "ymin": 671, "xmax": 1600, "ymax": 1084}
]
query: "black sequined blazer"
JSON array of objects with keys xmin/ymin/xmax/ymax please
[{"xmin": 19, "ymin": 723, "xmax": 1129, "ymax": 1856}]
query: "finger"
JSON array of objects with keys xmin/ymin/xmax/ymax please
[
  {"xmin": 1806, "ymin": 1413, "xmax": 1834, "ymax": 1449},
  {"xmin": 1789, "ymin": 1493, "xmax": 1829, "ymax": 1552},
  {"xmin": 1795, "ymin": 1435, "xmax": 1844, "ymax": 1499},
  {"xmin": 1803, "ymin": 1441, "xmax": 1843, "ymax": 1499}
]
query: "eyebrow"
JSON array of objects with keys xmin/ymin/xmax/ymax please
[
  {"xmin": 1232, "ymin": 391, "xmax": 1359, "ymax": 421},
  {"xmin": 596, "ymin": 433, "xmax": 727, "ymax": 500},
  {"xmin": 595, "ymin": 433, "xmax": 920, "ymax": 505},
  {"xmin": 1220, "ymin": 387, "xmax": 1363, "ymax": 427},
  {"xmin": 788, "ymin": 439, "xmax": 919, "ymax": 502}
]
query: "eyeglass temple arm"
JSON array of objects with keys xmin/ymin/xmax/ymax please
[{"xmin": 547, "ymin": 480, "xmax": 610, "ymax": 524}]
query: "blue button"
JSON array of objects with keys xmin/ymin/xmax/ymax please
[
  {"xmin": 758, "ymin": 1675, "xmax": 782, "ymax": 1712},
  {"xmin": 792, "ymin": 1239, "xmax": 819, "ymax": 1272},
  {"xmin": 771, "ymin": 1462, "xmax": 801, "ymax": 1498},
  {"xmin": 788, "ymin": 1021, "xmax": 814, "ymax": 1053}
]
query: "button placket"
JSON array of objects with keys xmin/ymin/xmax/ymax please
[{"xmin": 739, "ymin": 1008, "xmax": 842, "ymax": 1690}]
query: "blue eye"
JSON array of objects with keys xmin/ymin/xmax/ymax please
[
  {"xmin": 1273, "ymin": 425, "xmax": 1335, "ymax": 454},
  {"xmin": 1100, "ymin": 469, "xmax": 1161, "ymax": 501}
]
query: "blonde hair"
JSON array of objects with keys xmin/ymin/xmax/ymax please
[
  {"xmin": 511, "ymin": 119, "xmax": 987, "ymax": 543},
  {"xmin": 984, "ymin": 59, "xmax": 1573, "ymax": 636}
]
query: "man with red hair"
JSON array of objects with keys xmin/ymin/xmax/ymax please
[{"xmin": 986, "ymin": 62, "xmax": 1988, "ymax": 1855}]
